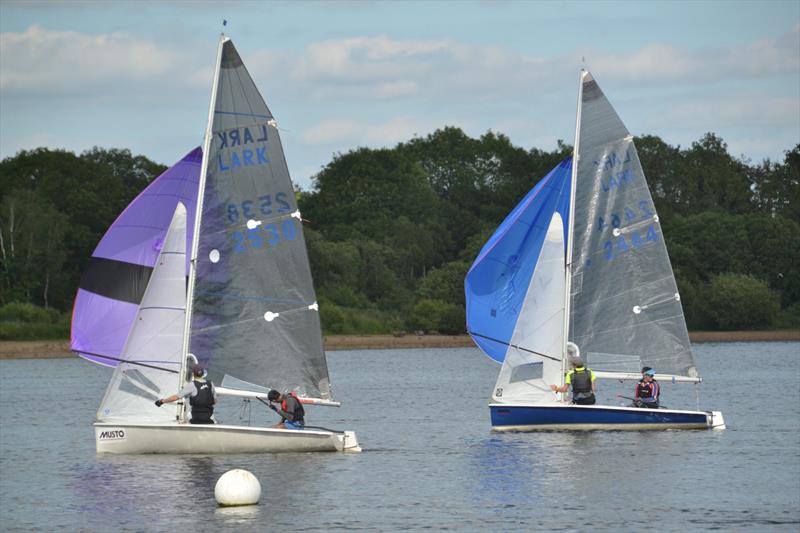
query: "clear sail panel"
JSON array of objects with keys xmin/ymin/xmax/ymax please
[
  {"xmin": 190, "ymin": 39, "xmax": 331, "ymax": 399},
  {"xmin": 569, "ymin": 72, "xmax": 697, "ymax": 377}
]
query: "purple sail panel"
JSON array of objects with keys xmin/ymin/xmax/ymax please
[{"xmin": 71, "ymin": 147, "xmax": 201, "ymax": 366}]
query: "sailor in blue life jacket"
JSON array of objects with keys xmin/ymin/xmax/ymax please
[
  {"xmin": 155, "ymin": 364, "xmax": 217, "ymax": 424},
  {"xmin": 266, "ymin": 389, "xmax": 305, "ymax": 430},
  {"xmin": 632, "ymin": 367, "xmax": 660, "ymax": 409},
  {"xmin": 550, "ymin": 356, "xmax": 596, "ymax": 405}
]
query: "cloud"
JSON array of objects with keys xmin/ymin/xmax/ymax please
[
  {"xmin": 668, "ymin": 97, "xmax": 799, "ymax": 128},
  {"xmin": 301, "ymin": 115, "xmax": 438, "ymax": 146},
  {"xmin": 0, "ymin": 25, "xmax": 178, "ymax": 95},
  {"xmin": 246, "ymin": 28, "xmax": 799, "ymax": 112},
  {"xmin": 590, "ymin": 26, "xmax": 800, "ymax": 83}
]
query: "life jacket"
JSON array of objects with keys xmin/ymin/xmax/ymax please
[
  {"xmin": 570, "ymin": 367, "xmax": 593, "ymax": 395},
  {"xmin": 281, "ymin": 392, "xmax": 305, "ymax": 422},
  {"xmin": 636, "ymin": 380, "xmax": 659, "ymax": 403},
  {"xmin": 189, "ymin": 380, "xmax": 214, "ymax": 421}
]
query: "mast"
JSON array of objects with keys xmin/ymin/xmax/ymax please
[
  {"xmin": 561, "ymin": 69, "xmax": 586, "ymax": 387},
  {"xmin": 178, "ymin": 33, "xmax": 227, "ymax": 422}
]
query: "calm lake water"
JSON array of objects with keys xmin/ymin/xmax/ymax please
[{"xmin": 1, "ymin": 342, "xmax": 798, "ymax": 531}]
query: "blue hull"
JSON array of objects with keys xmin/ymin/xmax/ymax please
[{"xmin": 490, "ymin": 403, "xmax": 712, "ymax": 431}]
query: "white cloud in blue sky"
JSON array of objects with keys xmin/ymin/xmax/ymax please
[{"xmin": 1, "ymin": 0, "xmax": 798, "ymax": 189}]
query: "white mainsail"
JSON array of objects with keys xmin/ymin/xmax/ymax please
[{"xmin": 97, "ymin": 203, "xmax": 187, "ymax": 423}]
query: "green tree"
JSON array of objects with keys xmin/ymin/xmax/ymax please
[
  {"xmin": 706, "ymin": 273, "xmax": 781, "ymax": 330},
  {"xmin": 751, "ymin": 144, "xmax": 800, "ymax": 221},
  {"xmin": 415, "ymin": 260, "xmax": 471, "ymax": 308},
  {"xmin": 0, "ymin": 190, "xmax": 68, "ymax": 308}
]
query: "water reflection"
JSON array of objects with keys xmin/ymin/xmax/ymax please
[{"xmin": 467, "ymin": 431, "xmax": 603, "ymax": 512}]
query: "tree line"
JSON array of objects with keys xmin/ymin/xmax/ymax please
[{"xmin": 0, "ymin": 129, "xmax": 798, "ymax": 338}]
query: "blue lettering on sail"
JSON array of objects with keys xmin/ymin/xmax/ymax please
[
  {"xmin": 216, "ymin": 147, "xmax": 269, "ymax": 171},
  {"xmin": 229, "ymin": 219, "xmax": 299, "ymax": 253},
  {"xmin": 601, "ymin": 169, "xmax": 635, "ymax": 192},
  {"xmin": 602, "ymin": 224, "xmax": 659, "ymax": 261},
  {"xmin": 595, "ymin": 149, "xmax": 631, "ymax": 172},
  {"xmin": 217, "ymin": 125, "xmax": 269, "ymax": 149},
  {"xmin": 225, "ymin": 193, "xmax": 294, "ymax": 225}
]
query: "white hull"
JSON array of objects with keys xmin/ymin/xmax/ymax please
[{"xmin": 95, "ymin": 422, "xmax": 361, "ymax": 454}]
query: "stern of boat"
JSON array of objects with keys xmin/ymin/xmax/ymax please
[
  {"xmin": 710, "ymin": 411, "xmax": 726, "ymax": 430},
  {"xmin": 338, "ymin": 430, "xmax": 362, "ymax": 453}
]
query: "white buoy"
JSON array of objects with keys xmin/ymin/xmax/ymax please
[{"xmin": 215, "ymin": 469, "xmax": 261, "ymax": 507}]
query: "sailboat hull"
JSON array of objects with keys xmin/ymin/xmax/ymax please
[
  {"xmin": 490, "ymin": 403, "xmax": 722, "ymax": 431},
  {"xmin": 94, "ymin": 422, "xmax": 361, "ymax": 454}
]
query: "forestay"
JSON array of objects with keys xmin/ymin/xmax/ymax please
[
  {"xmin": 568, "ymin": 72, "xmax": 697, "ymax": 378},
  {"xmin": 71, "ymin": 148, "xmax": 200, "ymax": 366},
  {"xmin": 189, "ymin": 39, "xmax": 331, "ymax": 399},
  {"xmin": 97, "ymin": 203, "xmax": 187, "ymax": 423}
]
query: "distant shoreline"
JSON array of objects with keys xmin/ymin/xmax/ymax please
[{"xmin": 0, "ymin": 330, "xmax": 798, "ymax": 360}]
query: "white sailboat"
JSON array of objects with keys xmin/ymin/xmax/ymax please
[
  {"xmin": 83, "ymin": 35, "xmax": 360, "ymax": 453},
  {"xmin": 465, "ymin": 71, "xmax": 725, "ymax": 431}
]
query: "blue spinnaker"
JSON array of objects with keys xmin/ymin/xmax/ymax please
[{"xmin": 465, "ymin": 158, "xmax": 572, "ymax": 363}]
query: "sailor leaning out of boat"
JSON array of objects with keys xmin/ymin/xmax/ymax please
[
  {"xmin": 154, "ymin": 364, "xmax": 217, "ymax": 424},
  {"xmin": 550, "ymin": 357, "xmax": 597, "ymax": 405}
]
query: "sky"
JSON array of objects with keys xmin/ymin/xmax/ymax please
[{"xmin": 1, "ymin": 0, "xmax": 798, "ymax": 190}]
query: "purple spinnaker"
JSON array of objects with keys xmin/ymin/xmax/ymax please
[{"xmin": 71, "ymin": 147, "xmax": 201, "ymax": 366}]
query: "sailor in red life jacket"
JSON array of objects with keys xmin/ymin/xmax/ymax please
[
  {"xmin": 266, "ymin": 389, "xmax": 305, "ymax": 429},
  {"xmin": 633, "ymin": 367, "xmax": 660, "ymax": 409}
]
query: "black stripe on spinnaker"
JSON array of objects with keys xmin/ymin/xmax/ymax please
[
  {"xmin": 469, "ymin": 331, "xmax": 561, "ymax": 362},
  {"xmin": 78, "ymin": 257, "xmax": 153, "ymax": 304}
]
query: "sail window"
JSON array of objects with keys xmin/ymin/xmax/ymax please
[{"xmin": 509, "ymin": 362, "xmax": 543, "ymax": 383}]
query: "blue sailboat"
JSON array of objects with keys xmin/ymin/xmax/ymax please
[{"xmin": 465, "ymin": 71, "xmax": 725, "ymax": 431}]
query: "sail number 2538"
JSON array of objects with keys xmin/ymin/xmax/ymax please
[
  {"xmin": 226, "ymin": 192, "xmax": 292, "ymax": 223},
  {"xmin": 230, "ymin": 220, "xmax": 297, "ymax": 253},
  {"xmin": 226, "ymin": 192, "xmax": 297, "ymax": 253}
]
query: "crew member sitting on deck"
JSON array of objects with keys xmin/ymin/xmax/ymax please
[
  {"xmin": 155, "ymin": 364, "xmax": 216, "ymax": 424},
  {"xmin": 632, "ymin": 367, "xmax": 660, "ymax": 409},
  {"xmin": 267, "ymin": 389, "xmax": 305, "ymax": 429},
  {"xmin": 550, "ymin": 356, "xmax": 596, "ymax": 405}
]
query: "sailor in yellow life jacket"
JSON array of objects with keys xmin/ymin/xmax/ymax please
[{"xmin": 550, "ymin": 356, "xmax": 596, "ymax": 405}]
